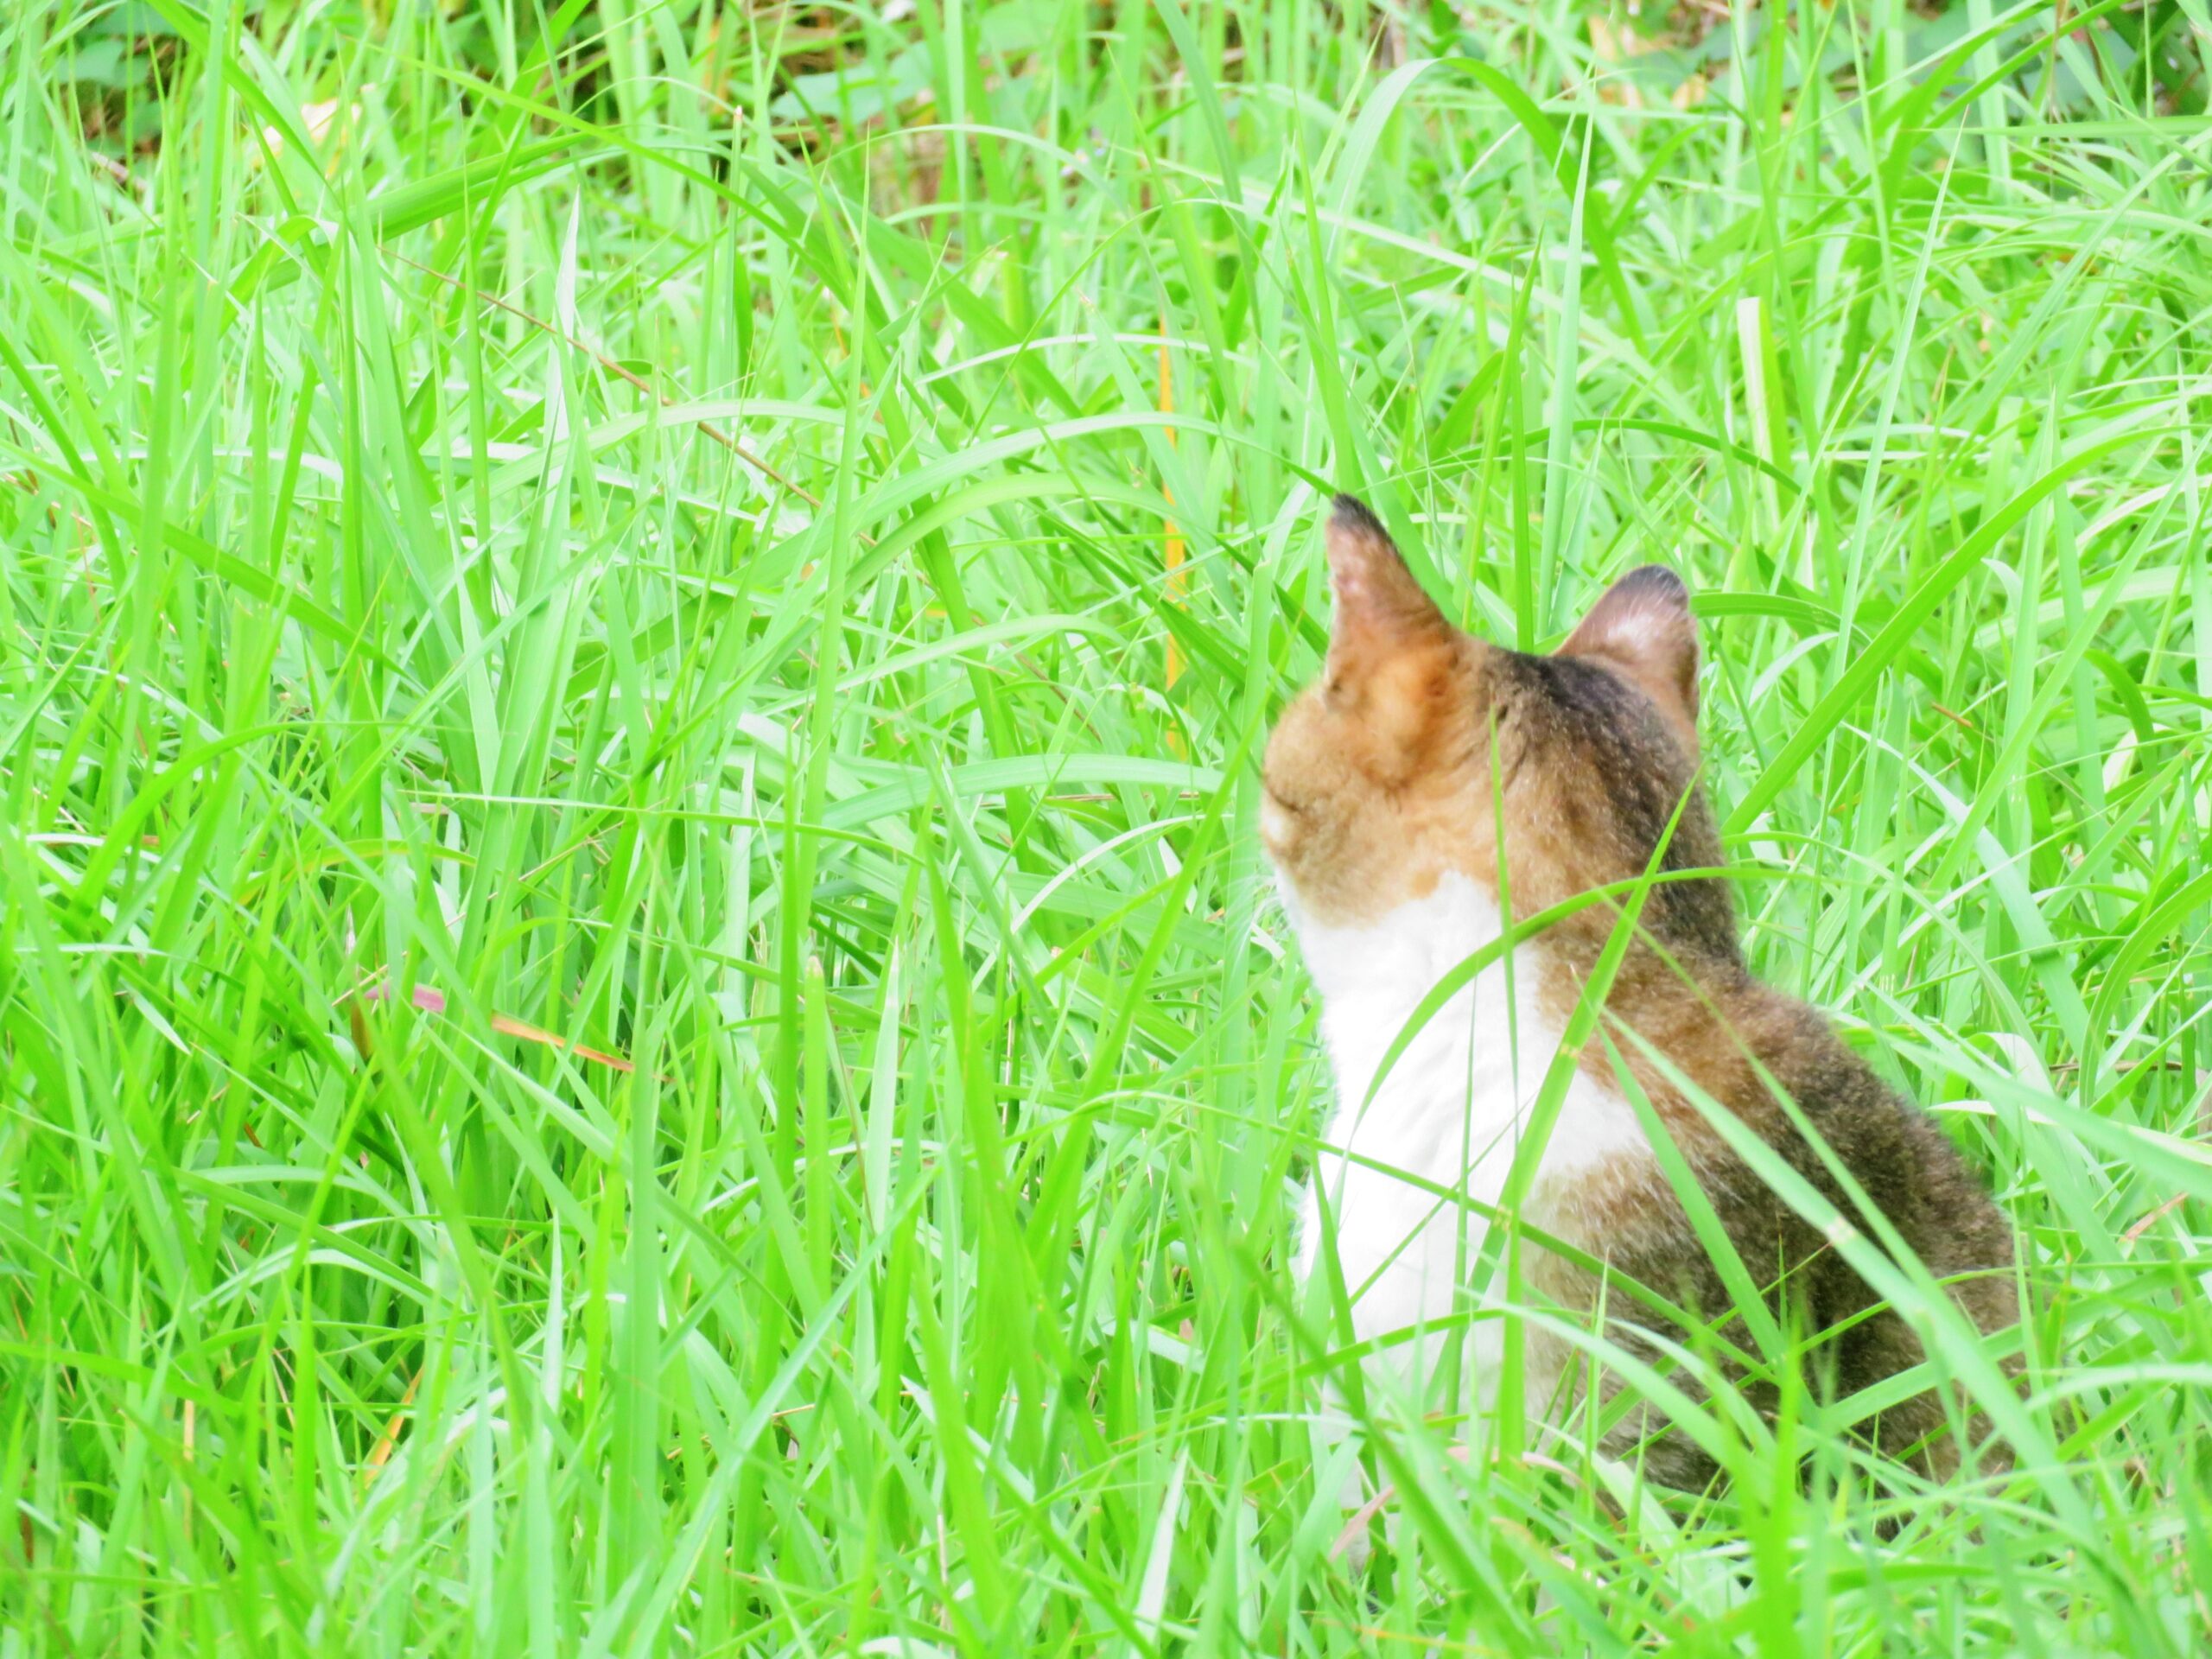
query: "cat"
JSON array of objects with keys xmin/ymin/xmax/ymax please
[{"xmin": 1261, "ymin": 494, "xmax": 2018, "ymax": 1510}]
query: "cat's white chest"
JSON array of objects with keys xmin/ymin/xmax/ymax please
[{"xmin": 1283, "ymin": 871, "xmax": 1647, "ymax": 1407}]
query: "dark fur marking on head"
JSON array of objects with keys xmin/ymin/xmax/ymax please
[{"xmin": 1492, "ymin": 649, "xmax": 1741, "ymax": 969}]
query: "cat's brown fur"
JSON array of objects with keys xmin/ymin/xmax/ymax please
[{"xmin": 1263, "ymin": 495, "xmax": 2018, "ymax": 1488}]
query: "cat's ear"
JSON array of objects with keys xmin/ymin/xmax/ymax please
[
  {"xmin": 1560, "ymin": 565, "xmax": 1700, "ymax": 723},
  {"xmin": 1325, "ymin": 494, "xmax": 1446, "ymax": 656}
]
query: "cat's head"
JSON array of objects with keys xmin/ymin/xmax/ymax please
[{"xmin": 1261, "ymin": 495, "xmax": 1725, "ymax": 953}]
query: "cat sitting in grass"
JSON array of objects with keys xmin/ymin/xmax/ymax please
[{"xmin": 1261, "ymin": 495, "xmax": 2017, "ymax": 1527}]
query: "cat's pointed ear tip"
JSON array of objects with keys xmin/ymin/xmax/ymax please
[
  {"xmin": 1323, "ymin": 493, "xmax": 1404, "ymax": 598},
  {"xmin": 1615, "ymin": 563, "xmax": 1694, "ymax": 607},
  {"xmin": 1321, "ymin": 491, "xmax": 1445, "ymax": 639},
  {"xmin": 1329, "ymin": 493, "xmax": 1388, "ymax": 539},
  {"xmin": 1563, "ymin": 563, "xmax": 1702, "ymax": 718}
]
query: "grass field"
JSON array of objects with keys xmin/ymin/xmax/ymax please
[{"xmin": 6, "ymin": 0, "xmax": 2212, "ymax": 1652}]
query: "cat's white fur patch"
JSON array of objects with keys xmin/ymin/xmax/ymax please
[{"xmin": 1281, "ymin": 868, "xmax": 1649, "ymax": 1421}]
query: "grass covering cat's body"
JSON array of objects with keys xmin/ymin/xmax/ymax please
[{"xmin": 1262, "ymin": 496, "xmax": 2018, "ymax": 1491}]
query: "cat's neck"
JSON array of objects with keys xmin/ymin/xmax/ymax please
[{"xmin": 1283, "ymin": 869, "xmax": 1554, "ymax": 1116}]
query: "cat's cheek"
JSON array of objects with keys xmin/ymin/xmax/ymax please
[{"xmin": 1260, "ymin": 795, "xmax": 1297, "ymax": 855}]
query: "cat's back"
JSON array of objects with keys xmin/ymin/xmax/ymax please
[{"xmin": 1711, "ymin": 973, "xmax": 2018, "ymax": 1335}]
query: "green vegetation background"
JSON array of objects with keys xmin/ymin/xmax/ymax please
[{"xmin": 5, "ymin": 0, "xmax": 2211, "ymax": 1653}]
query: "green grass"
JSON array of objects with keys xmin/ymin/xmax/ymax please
[{"xmin": 4, "ymin": 0, "xmax": 2211, "ymax": 1651}]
